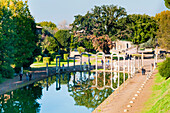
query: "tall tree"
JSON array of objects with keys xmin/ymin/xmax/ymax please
[
  {"xmin": 10, "ymin": 0, "xmax": 39, "ymax": 69},
  {"xmin": 155, "ymin": 10, "xmax": 170, "ymax": 50},
  {"xmin": 116, "ymin": 14, "xmax": 158, "ymax": 51},
  {"xmin": 0, "ymin": 1, "xmax": 16, "ymax": 78},
  {"xmin": 164, "ymin": 0, "xmax": 170, "ymax": 9},
  {"xmin": 71, "ymin": 5, "xmax": 127, "ymax": 37},
  {"xmin": 54, "ymin": 30, "xmax": 71, "ymax": 49}
]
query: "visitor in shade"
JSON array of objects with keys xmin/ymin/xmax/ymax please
[
  {"xmin": 19, "ymin": 72, "xmax": 22, "ymax": 81},
  {"xmin": 142, "ymin": 68, "xmax": 146, "ymax": 75}
]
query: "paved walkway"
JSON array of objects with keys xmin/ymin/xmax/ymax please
[{"xmin": 92, "ymin": 59, "xmax": 163, "ymax": 113}]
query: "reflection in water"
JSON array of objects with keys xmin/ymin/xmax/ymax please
[
  {"xmin": 0, "ymin": 84, "xmax": 42, "ymax": 113},
  {"xmin": 0, "ymin": 71, "xmax": 127, "ymax": 113}
]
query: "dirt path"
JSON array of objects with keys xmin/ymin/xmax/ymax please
[{"xmin": 92, "ymin": 59, "xmax": 162, "ymax": 113}]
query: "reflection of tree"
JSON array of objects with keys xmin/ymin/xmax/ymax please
[
  {"xmin": 0, "ymin": 84, "xmax": 42, "ymax": 113},
  {"xmin": 70, "ymin": 72, "xmax": 128, "ymax": 109},
  {"xmin": 70, "ymin": 87, "xmax": 112, "ymax": 109}
]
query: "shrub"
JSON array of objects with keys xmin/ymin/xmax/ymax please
[
  {"xmin": 35, "ymin": 55, "xmax": 42, "ymax": 62},
  {"xmin": 1, "ymin": 65, "xmax": 14, "ymax": 78},
  {"xmin": 77, "ymin": 47, "xmax": 85, "ymax": 54},
  {"xmin": 43, "ymin": 57, "xmax": 51, "ymax": 64},
  {"xmin": 158, "ymin": 57, "xmax": 170, "ymax": 79},
  {"xmin": 64, "ymin": 54, "xmax": 69, "ymax": 61},
  {"xmin": 0, "ymin": 74, "xmax": 2, "ymax": 83}
]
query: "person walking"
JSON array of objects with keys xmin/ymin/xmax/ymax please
[
  {"xmin": 26, "ymin": 72, "xmax": 29, "ymax": 81},
  {"xmin": 29, "ymin": 73, "xmax": 32, "ymax": 81},
  {"xmin": 19, "ymin": 72, "xmax": 23, "ymax": 81}
]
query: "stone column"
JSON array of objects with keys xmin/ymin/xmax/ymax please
[
  {"xmin": 142, "ymin": 52, "xmax": 144, "ymax": 67},
  {"xmin": 118, "ymin": 55, "xmax": 120, "ymax": 88},
  {"xmin": 80, "ymin": 55, "xmax": 82, "ymax": 70},
  {"xmin": 123, "ymin": 56, "xmax": 125, "ymax": 83},
  {"xmin": 96, "ymin": 55, "xmax": 98, "ymax": 71},
  {"xmin": 138, "ymin": 57, "xmax": 140, "ymax": 70},
  {"xmin": 74, "ymin": 56, "xmax": 76, "ymax": 71},
  {"xmin": 56, "ymin": 57, "xmax": 58, "ymax": 73},
  {"xmin": 134, "ymin": 56, "xmax": 136, "ymax": 74},
  {"xmin": 46, "ymin": 63, "xmax": 49, "ymax": 76},
  {"xmin": 59, "ymin": 57, "xmax": 61, "ymax": 71},
  {"xmin": 131, "ymin": 58, "xmax": 133, "ymax": 77},
  {"xmin": 128, "ymin": 58, "xmax": 130, "ymax": 78},
  {"xmin": 88, "ymin": 54, "xmax": 90, "ymax": 70},
  {"xmin": 62, "ymin": 64, "xmax": 64, "ymax": 71},
  {"xmin": 67, "ymin": 57, "xmax": 69, "ymax": 69}
]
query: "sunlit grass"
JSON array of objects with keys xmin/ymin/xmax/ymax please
[{"xmin": 141, "ymin": 63, "xmax": 170, "ymax": 113}]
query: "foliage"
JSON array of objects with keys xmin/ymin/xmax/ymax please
[
  {"xmin": 117, "ymin": 14, "xmax": 158, "ymax": 45},
  {"xmin": 158, "ymin": 57, "xmax": 170, "ymax": 79},
  {"xmin": 0, "ymin": 2, "xmax": 16, "ymax": 78},
  {"xmin": 54, "ymin": 30, "xmax": 71, "ymax": 49},
  {"xmin": 43, "ymin": 57, "xmax": 51, "ymax": 64},
  {"xmin": 37, "ymin": 21, "xmax": 57, "ymax": 30},
  {"xmin": 77, "ymin": 47, "xmax": 85, "ymax": 53},
  {"xmin": 71, "ymin": 5, "xmax": 127, "ymax": 37},
  {"xmin": 164, "ymin": 0, "xmax": 170, "ymax": 9},
  {"xmin": 35, "ymin": 55, "xmax": 42, "ymax": 62},
  {"xmin": 140, "ymin": 38, "xmax": 156, "ymax": 48},
  {"xmin": 64, "ymin": 54, "xmax": 69, "ymax": 61},
  {"xmin": 87, "ymin": 35, "xmax": 113, "ymax": 53},
  {"xmin": 0, "ymin": 74, "xmax": 2, "ymax": 83},
  {"xmin": 155, "ymin": 10, "xmax": 170, "ymax": 50},
  {"xmin": 0, "ymin": 84, "xmax": 42, "ymax": 113}
]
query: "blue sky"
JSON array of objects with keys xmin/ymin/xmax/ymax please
[{"xmin": 27, "ymin": 0, "xmax": 168, "ymax": 25}]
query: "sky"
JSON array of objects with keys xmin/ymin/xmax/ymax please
[{"xmin": 27, "ymin": 0, "xmax": 168, "ymax": 26}]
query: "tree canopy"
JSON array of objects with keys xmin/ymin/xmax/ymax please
[
  {"xmin": 71, "ymin": 5, "xmax": 127, "ymax": 37},
  {"xmin": 155, "ymin": 10, "xmax": 170, "ymax": 50},
  {"xmin": 0, "ymin": 0, "xmax": 39, "ymax": 78}
]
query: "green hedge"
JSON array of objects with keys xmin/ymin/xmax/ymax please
[
  {"xmin": 77, "ymin": 47, "xmax": 85, "ymax": 53},
  {"xmin": 35, "ymin": 55, "xmax": 42, "ymax": 62},
  {"xmin": 43, "ymin": 57, "xmax": 51, "ymax": 64},
  {"xmin": 0, "ymin": 74, "xmax": 2, "ymax": 83},
  {"xmin": 158, "ymin": 57, "xmax": 170, "ymax": 79},
  {"xmin": 64, "ymin": 54, "xmax": 69, "ymax": 60}
]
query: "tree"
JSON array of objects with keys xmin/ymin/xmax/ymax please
[
  {"xmin": 87, "ymin": 35, "xmax": 113, "ymax": 53},
  {"xmin": 37, "ymin": 21, "xmax": 57, "ymax": 30},
  {"xmin": 116, "ymin": 14, "xmax": 158, "ymax": 52},
  {"xmin": 71, "ymin": 5, "xmax": 127, "ymax": 37},
  {"xmin": 155, "ymin": 10, "xmax": 170, "ymax": 50},
  {"xmin": 0, "ymin": 2, "xmax": 16, "ymax": 78},
  {"xmin": 54, "ymin": 30, "xmax": 71, "ymax": 49},
  {"xmin": 164, "ymin": 0, "xmax": 170, "ymax": 9}
]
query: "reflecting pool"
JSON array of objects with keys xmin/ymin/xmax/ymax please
[{"xmin": 0, "ymin": 72, "xmax": 127, "ymax": 113}]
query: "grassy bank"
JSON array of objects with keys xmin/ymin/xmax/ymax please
[{"xmin": 141, "ymin": 69, "xmax": 170, "ymax": 112}]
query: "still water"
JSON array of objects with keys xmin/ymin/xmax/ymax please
[{"xmin": 0, "ymin": 72, "xmax": 119, "ymax": 113}]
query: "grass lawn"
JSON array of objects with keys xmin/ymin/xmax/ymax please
[
  {"xmin": 141, "ymin": 64, "xmax": 170, "ymax": 113},
  {"xmin": 30, "ymin": 60, "xmax": 75, "ymax": 68}
]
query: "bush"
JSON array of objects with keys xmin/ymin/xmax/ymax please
[
  {"xmin": 35, "ymin": 55, "xmax": 42, "ymax": 62},
  {"xmin": 77, "ymin": 47, "xmax": 85, "ymax": 54},
  {"xmin": 1, "ymin": 65, "xmax": 14, "ymax": 78},
  {"xmin": 158, "ymin": 57, "xmax": 170, "ymax": 79},
  {"xmin": 43, "ymin": 57, "xmax": 51, "ymax": 64},
  {"xmin": 64, "ymin": 54, "xmax": 69, "ymax": 60},
  {"xmin": 0, "ymin": 74, "xmax": 2, "ymax": 83}
]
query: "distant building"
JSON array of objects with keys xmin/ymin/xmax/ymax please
[
  {"xmin": 36, "ymin": 26, "xmax": 43, "ymax": 34},
  {"xmin": 110, "ymin": 40, "xmax": 133, "ymax": 53}
]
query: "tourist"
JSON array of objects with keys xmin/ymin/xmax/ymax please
[
  {"xmin": 26, "ymin": 72, "xmax": 29, "ymax": 81},
  {"xmin": 19, "ymin": 72, "xmax": 22, "ymax": 81},
  {"xmin": 142, "ymin": 68, "xmax": 146, "ymax": 75},
  {"xmin": 29, "ymin": 73, "xmax": 32, "ymax": 81}
]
